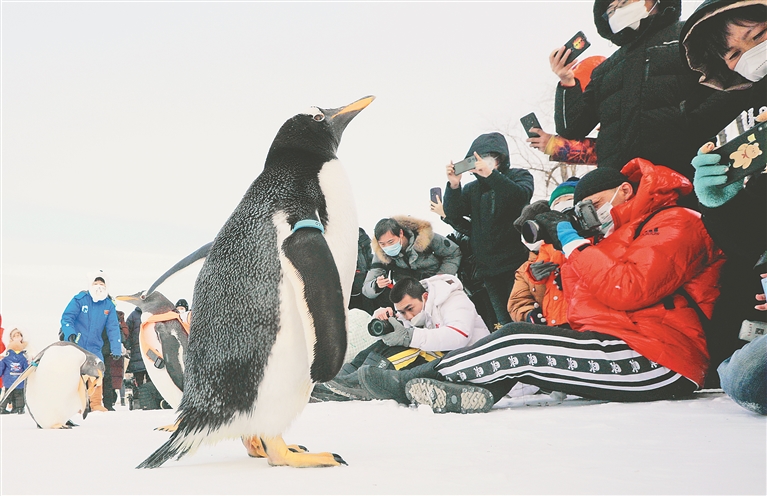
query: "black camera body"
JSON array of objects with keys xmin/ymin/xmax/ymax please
[
  {"xmin": 368, "ymin": 318, "xmax": 395, "ymax": 337},
  {"xmin": 522, "ymin": 200, "xmax": 602, "ymax": 245}
]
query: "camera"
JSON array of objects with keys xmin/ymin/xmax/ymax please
[
  {"xmin": 368, "ymin": 318, "xmax": 395, "ymax": 337},
  {"xmin": 521, "ymin": 199, "xmax": 602, "ymax": 245}
]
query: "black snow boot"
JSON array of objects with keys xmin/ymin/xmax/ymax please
[
  {"xmin": 358, "ymin": 360, "xmax": 440, "ymax": 405},
  {"xmin": 322, "ymin": 370, "xmax": 374, "ymax": 401}
]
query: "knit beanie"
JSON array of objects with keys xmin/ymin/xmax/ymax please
[
  {"xmin": 549, "ymin": 177, "xmax": 579, "ymax": 206},
  {"xmin": 574, "ymin": 168, "xmax": 629, "ymax": 204}
]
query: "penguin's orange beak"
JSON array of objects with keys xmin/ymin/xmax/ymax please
[{"xmin": 330, "ymin": 95, "xmax": 375, "ymax": 118}]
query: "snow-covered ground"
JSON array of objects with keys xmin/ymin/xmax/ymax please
[{"xmin": 1, "ymin": 391, "xmax": 764, "ymax": 495}]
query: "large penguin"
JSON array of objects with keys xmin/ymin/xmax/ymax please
[
  {"xmin": 0, "ymin": 342, "xmax": 104, "ymax": 429},
  {"xmin": 139, "ymin": 95, "xmax": 374, "ymax": 469},
  {"xmin": 115, "ymin": 290, "xmax": 188, "ymax": 410}
]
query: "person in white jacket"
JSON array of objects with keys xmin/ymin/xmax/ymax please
[
  {"xmin": 373, "ymin": 274, "xmax": 489, "ymax": 353},
  {"xmin": 313, "ymin": 275, "xmax": 490, "ymax": 402}
]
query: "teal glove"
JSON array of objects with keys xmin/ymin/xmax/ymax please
[
  {"xmin": 691, "ymin": 152, "xmax": 742, "ymax": 208},
  {"xmin": 381, "ymin": 317, "xmax": 413, "ymax": 347},
  {"xmin": 557, "ymin": 222, "xmax": 583, "ymax": 248}
]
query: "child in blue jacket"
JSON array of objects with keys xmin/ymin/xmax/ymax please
[{"xmin": 0, "ymin": 328, "xmax": 30, "ymax": 414}]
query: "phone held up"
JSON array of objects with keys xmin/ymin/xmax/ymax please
[
  {"xmin": 520, "ymin": 112, "xmax": 542, "ymax": 138},
  {"xmin": 564, "ymin": 31, "xmax": 591, "ymax": 65},
  {"xmin": 453, "ymin": 156, "xmax": 478, "ymax": 175},
  {"xmin": 430, "ymin": 187, "xmax": 442, "ymax": 204}
]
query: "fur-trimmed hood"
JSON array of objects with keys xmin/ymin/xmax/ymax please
[{"xmin": 371, "ymin": 216, "xmax": 434, "ymax": 264}]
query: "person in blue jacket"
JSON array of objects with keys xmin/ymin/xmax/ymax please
[
  {"xmin": 60, "ymin": 270, "xmax": 122, "ymax": 412},
  {"xmin": 0, "ymin": 328, "xmax": 30, "ymax": 414}
]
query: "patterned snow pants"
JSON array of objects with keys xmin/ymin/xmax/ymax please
[{"xmin": 436, "ymin": 323, "xmax": 697, "ymax": 402}]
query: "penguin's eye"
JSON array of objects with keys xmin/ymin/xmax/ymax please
[{"xmin": 313, "ymin": 113, "xmax": 325, "ymax": 122}]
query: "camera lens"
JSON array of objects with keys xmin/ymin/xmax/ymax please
[
  {"xmin": 367, "ymin": 319, "xmax": 395, "ymax": 337},
  {"xmin": 522, "ymin": 220, "xmax": 541, "ymax": 244}
]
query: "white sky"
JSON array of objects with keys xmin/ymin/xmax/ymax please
[{"xmin": 1, "ymin": 1, "xmax": 704, "ymax": 353}]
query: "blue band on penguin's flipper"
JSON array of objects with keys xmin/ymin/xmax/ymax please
[
  {"xmin": 292, "ymin": 219, "xmax": 325, "ymax": 234},
  {"xmin": 282, "ymin": 228, "xmax": 346, "ymax": 383}
]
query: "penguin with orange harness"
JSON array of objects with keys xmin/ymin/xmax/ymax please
[{"xmin": 116, "ymin": 291, "xmax": 189, "ymax": 418}]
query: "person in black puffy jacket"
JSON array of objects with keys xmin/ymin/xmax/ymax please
[{"xmin": 551, "ymin": 0, "xmax": 741, "ymax": 186}]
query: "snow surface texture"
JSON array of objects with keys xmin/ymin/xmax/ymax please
[{"xmin": 1, "ymin": 391, "xmax": 764, "ymax": 494}]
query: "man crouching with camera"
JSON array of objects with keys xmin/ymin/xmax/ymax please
[{"xmin": 314, "ymin": 274, "xmax": 490, "ymax": 402}]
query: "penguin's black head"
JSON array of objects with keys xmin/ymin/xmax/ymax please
[
  {"xmin": 116, "ymin": 290, "xmax": 176, "ymax": 314},
  {"xmin": 266, "ymin": 95, "xmax": 375, "ymax": 168}
]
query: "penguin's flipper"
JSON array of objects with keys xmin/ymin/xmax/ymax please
[
  {"xmin": 0, "ymin": 365, "xmax": 37, "ymax": 404},
  {"xmin": 281, "ymin": 226, "xmax": 347, "ymax": 383},
  {"xmin": 261, "ymin": 435, "xmax": 346, "ymax": 468},
  {"xmin": 147, "ymin": 241, "xmax": 213, "ymax": 295}
]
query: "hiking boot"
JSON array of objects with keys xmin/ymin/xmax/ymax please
[
  {"xmin": 322, "ymin": 371, "xmax": 373, "ymax": 401},
  {"xmin": 310, "ymin": 383, "xmax": 353, "ymax": 403},
  {"xmin": 358, "ymin": 361, "xmax": 441, "ymax": 405},
  {"xmin": 405, "ymin": 378, "xmax": 494, "ymax": 414}
]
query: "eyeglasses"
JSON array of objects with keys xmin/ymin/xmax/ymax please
[{"xmin": 602, "ymin": 0, "xmax": 637, "ymax": 21}]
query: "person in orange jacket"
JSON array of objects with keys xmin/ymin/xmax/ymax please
[{"xmin": 508, "ymin": 179, "xmax": 579, "ymax": 327}]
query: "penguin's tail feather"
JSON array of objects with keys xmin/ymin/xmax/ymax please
[{"xmin": 136, "ymin": 434, "xmax": 198, "ymax": 469}]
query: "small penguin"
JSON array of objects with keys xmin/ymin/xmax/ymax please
[
  {"xmin": 116, "ymin": 290, "xmax": 189, "ymax": 411},
  {"xmin": 139, "ymin": 95, "xmax": 373, "ymax": 469},
  {"xmin": 0, "ymin": 342, "xmax": 104, "ymax": 429}
]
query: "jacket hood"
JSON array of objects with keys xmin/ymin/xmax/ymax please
[
  {"xmin": 594, "ymin": 0, "xmax": 681, "ymax": 46},
  {"xmin": 464, "ymin": 132, "xmax": 511, "ymax": 171},
  {"xmin": 681, "ymin": 0, "xmax": 766, "ymax": 91},
  {"xmin": 371, "ymin": 216, "xmax": 435, "ymax": 264},
  {"xmin": 422, "ymin": 274, "xmax": 465, "ymax": 310},
  {"xmin": 612, "ymin": 158, "xmax": 692, "ymax": 229}
]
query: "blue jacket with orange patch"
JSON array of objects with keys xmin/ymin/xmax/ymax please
[{"xmin": 61, "ymin": 291, "xmax": 121, "ymax": 360}]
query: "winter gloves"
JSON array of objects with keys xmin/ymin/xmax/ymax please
[
  {"xmin": 381, "ymin": 317, "xmax": 414, "ymax": 347},
  {"xmin": 692, "ymin": 152, "xmax": 742, "ymax": 208},
  {"xmin": 526, "ymin": 302, "xmax": 547, "ymax": 325},
  {"xmin": 530, "ymin": 261, "xmax": 559, "ymax": 281}
]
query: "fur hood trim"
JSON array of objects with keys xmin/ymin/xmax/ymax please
[{"xmin": 371, "ymin": 216, "xmax": 435, "ymax": 264}]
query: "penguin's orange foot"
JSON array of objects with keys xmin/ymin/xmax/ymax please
[
  {"xmin": 261, "ymin": 436, "xmax": 346, "ymax": 467},
  {"xmin": 155, "ymin": 421, "xmax": 180, "ymax": 432},
  {"xmin": 242, "ymin": 436, "xmax": 308, "ymax": 458}
]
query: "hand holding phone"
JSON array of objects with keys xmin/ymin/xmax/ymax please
[
  {"xmin": 563, "ymin": 31, "xmax": 591, "ymax": 66},
  {"xmin": 430, "ymin": 187, "xmax": 442, "ymax": 204},
  {"xmin": 521, "ymin": 112, "xmax": 542, "ymax": 138},
  {"xmin": 453, "ymin": 156, "xmax": 478, "ymax": 175}
]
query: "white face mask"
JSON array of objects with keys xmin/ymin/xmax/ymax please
[
  {"xmin": 734, "ymin": 39, "xmax": 767, "ymax": 82},
  {"xmin": 89, "ymin": 284, "xmax": 108, "ymax": 302},
  {"xmin": 596, "ymin": 188, "xmax": 620, "ymax": 236},
  {"xmin": 409, "ymin": 310, "xmax": 428, "ymax": 327},
  {"xmin": 551, "ymin": 198, "xmax": 574, "ymax": 212},
  {"xmin": 481, "ymin": 155, "xmax": 497, "ymax": 168},
  {"xmin": 522, "ymin": 235, "xmax": 543, "ymax": 253},
  {"xmin": 609, "ymin": 0, "xmax": 654, "ymax": 33}
]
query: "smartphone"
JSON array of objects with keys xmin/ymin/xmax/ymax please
[
  {"xmin": 430, "ymin": 186, "xmax": 442, "ymax": 203},
  {"xmin": 712, "ymin": 120, "xmax": 767, "ymax": 186},
  {"xmin": 563, "ymin": 31, "xmax": 591, "ymax": 65},
  {"xmin": 520, "ymin": 112, "xmax": 542, "ymax": 138},
  {"xmin": 453, "ymin": 156, "xmax": 477, "ymax": 175}
]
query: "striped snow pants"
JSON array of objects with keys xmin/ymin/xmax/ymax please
[{"xmin": 435, "ymin": 323, "xmax": 697, "ymax": 402}]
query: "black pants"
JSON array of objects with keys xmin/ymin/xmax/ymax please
[
  {"xmin": 482, "ymin": 271, "xmax": 515, "ymax": 327},
  {"xmin": 0, "ymin": 387, "xmax": 25, "ymax": 413},
  {"xmin": 436, "ymin": 323, "xmax": 697, "ymax": 403}
]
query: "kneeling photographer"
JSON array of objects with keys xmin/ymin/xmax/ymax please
[{"xmin": 312, "ymin": 274, "xmax": 489, "ymax": 402}]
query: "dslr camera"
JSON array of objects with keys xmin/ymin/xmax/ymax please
[
  {"xmin": 522, "ymin": 199, "xmax": 602, "ymax": 245},
  {"xmin": 368, "ymin": 318, "xmax": 395, "ymax": 337}
]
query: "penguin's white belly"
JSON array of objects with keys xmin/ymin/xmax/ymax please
[
  {"xmin": 26, "ymin": 346, "xmax": 86, "ymax": 428},
  {"xmin": 223, "ymin": 275, "xmax": 312, "ymax": 439},
  {"xmin": 319, "ymin": 159, "xmax": 358, "ymax": 304},
  {"xmin": 140, "ymin": 347, "xmax": 183, "ymax": 409}
]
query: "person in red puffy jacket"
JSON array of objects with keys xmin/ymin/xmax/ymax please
[{"xmin": 355, "ymin": 161, "xmax": 726, "ymax": 413}]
